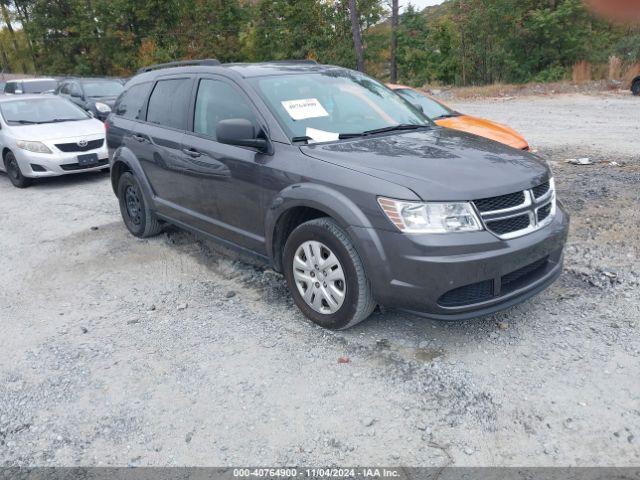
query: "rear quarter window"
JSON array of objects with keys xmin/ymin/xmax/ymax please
[{"xmin": 114, "ymin": 82, "xmax": 152, "ymax": 120}]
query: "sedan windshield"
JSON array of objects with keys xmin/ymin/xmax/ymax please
[
  {"xmin": 83, "ymin": 80, "xmax": 124, "ymax": 98},
  {"xmin": 0, "ymin": 97, "xmax": 90, "ymax": 125},
  {"xmin": 22, "ymin": 80, "xmax": 59, "ymax": 94},
  {"xmin": 394, "ymin": 88, "xmax": 456, "ymax": 120},
  {"xmin": 249, "ymin": 71, "xmax": 431, "ymax": 142}
]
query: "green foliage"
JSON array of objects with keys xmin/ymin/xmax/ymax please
[{"xmin": 0, "ymin": 0, "xmax": 632, "ymax": 86}]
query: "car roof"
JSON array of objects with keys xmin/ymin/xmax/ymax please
[
  {"xmin": 62, "ymin": 77, "xmax": 122, "ymax": 82},
  {"xmin": 131, "ymin": 61, "xmax": 345, "ymax": 84},
  {"xmin": 7, "ymin": 78, "xmax": 57, "ymax": 83}
]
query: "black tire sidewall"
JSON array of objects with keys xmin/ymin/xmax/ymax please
[
  {"xmin": 633, "ymin": 80, "xmax": 640, "ymax": 96},
  {"xmin": 283, "ymin": 222, "xmax": 361, "ymax": 330},
  {"xmin": 4, "ymin": 152, "xmax": 30, "ymax": 188},
  {"xmin": 117, "ymin": 172, "xmax": 147, "ymax": 237}
]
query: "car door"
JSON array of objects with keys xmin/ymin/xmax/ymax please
[
  {"xmin": 133, "ymin": 76, "xmax": 194, "ymax": 214},
  {"xmin": 107, "ymin": 81, "xmax": 153, "ymax": 158},
  {"xmin": 179, "ymin": 76, "xmax": 268, "ymax": 252}
]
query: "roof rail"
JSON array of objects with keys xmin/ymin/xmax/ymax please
[
  {"xmin": 266, "ymin": 60, "xmax": 318, "ymax": 65},
  {"xmin": 137, "ymin": 58, "xmax": 221, "ymax": 74}
]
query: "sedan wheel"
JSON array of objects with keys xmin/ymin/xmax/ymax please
[{"xmin": 4, "ymin": 152, "xmax": 32, "ymax": 188}]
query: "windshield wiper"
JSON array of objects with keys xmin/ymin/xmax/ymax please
[
  {"xmin": 11, "ymin": 120, "xmax": 40, "ymax": 124},
  {"xmin": 338, "ymin": 123, "xmax": 427, "ymax": 139},
  {"xmin": 49, "ymin": 118, "xmax": 83, "ymax": 123},
  {"xmin": 433, "ymin": 113, "xmax": 459, "ymax": 120},
  {"xmin": 291, "ymin": 135, "xmax": 312, "ymax": 144}
]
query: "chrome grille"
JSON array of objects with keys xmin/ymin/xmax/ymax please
[{"xmin": 474, "ymin": 179, "xmax": 556, "ymax": 239}]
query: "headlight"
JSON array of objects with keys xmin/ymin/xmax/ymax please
[
  {"xmin": 95, "ymin": 102, "xmax": 111, "ymax": 113},
  {"xmin": 378, "ymin": 197, "xmax": 483, "ymax": 233},
  {"xmin": 16, "ymin": 140, "xmax": 52, "ymax": 154}
]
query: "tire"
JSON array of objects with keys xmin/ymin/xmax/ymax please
[
  {"xmin": 283, "ymin": 217, "xmax": 376, "ymax": 330},
  {"xmin": 4, "ymin": 151, "xmax": 32, "ymax": 188},
  {"xmin": 116, "ymin": 172, "xmax": 163, "ymax": 237},
  {"xmin": 632, "ymin": 80, "xmax": 640, "ymax": 96}
]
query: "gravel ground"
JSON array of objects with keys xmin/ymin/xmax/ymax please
[{"xmin": 1, "ymin": 93, "xmax": 639, "ymax": 467}]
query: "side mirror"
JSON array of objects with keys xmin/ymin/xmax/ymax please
[{"xmin": 216, "ymin": 118, "xmax": 268, "ymax": 152}]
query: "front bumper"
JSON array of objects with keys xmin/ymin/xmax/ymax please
[
  {"xmin": 349, "ymin": 203, "xmax": 569, "ymax": 320},
  {"xmin": 14, "ymin": 147, "xmax": 109, "ymax": 177}
]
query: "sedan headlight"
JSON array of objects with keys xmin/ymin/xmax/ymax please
[
  {"xmin": 16, "ymin": 140, "xmax": 52, "ymax": 154},
  {"xmin": 378, "ymin": 197, "xmax": 483, "ymax": 233},
  {"xmin": 95, "ymin": 102, "xmax": 111, "ymax": 113}
]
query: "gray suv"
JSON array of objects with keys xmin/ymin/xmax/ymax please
[{"xmin": 106, "ymin": 59, "xmax": 569, "ymax": 330}]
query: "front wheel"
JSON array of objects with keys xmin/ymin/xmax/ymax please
[
  {"xmin": 283, "ymin": 217, "xmax": 376, "ymax": 330},
  {"xmin": 116, "ymin": 172, "xmax": 163, "ymax": 237},
  {"xmin": 4, "ymin": 151, "xmax": 32, "ymax": 188}
]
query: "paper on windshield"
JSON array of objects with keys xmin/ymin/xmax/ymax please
[
  {"xmin": 305, "ymin": 127, "xmax": 339, "ymax": 143},
  {"xmin": 281, "ymin": 98, "xmax": 329, "ymax": 121}
]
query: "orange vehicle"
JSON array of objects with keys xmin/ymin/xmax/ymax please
[{"xmin": 387, "ymin": 84, "xmax": 530, "ymax": 151}]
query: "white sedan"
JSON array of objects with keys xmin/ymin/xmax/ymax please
[{"xmin": 0, "ymin": 95, "xmax": 108, "ymax": 188}]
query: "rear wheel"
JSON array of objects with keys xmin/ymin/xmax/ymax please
[
  {"xmin": 632, "ymin": 80, "xmax": 640, "ymax": 96},
  {"xmin": 4, "ymin": 151, "xmax": 32, "ymax": 188},
  {"xmin": 283, "ymin": 217, "xmax": 376, "ymax": 330},
  {"xmin": 117, "ymin": 172, "xmax": 163, "ymax": 237}
]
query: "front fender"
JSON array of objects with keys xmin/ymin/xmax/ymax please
[{"xmin": 264, "ymin": 183, "xmax": 378, "ymax": 266}]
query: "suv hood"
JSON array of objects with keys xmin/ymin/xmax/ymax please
[{"xmin": 300, "ymin": 127, "xmax": 549, "ymax": 201}]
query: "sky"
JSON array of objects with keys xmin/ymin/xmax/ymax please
[{"xmin": 401, "ymin": 0, "xmax": 446, "ymax": 11}]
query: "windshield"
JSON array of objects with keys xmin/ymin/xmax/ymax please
[
  {"xmin": 395, "ymin": 89, "xmax": 455, "ymax": 119},
  {"xmin": 83, "ymin": 80, "xmax": 124, "ymax": 97},
  {"xmin": 249, "ymin": 70, "xmax": 431, "ymax": 142},
  {"xmin": 0, "ymin": 97, "xmax": 90, "ymax": 125},
  {"xmin": 22, "ymin": 80, "xmax": 58, "ymax": 94}
]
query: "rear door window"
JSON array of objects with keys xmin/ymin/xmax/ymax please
[
  {"xmin": 114, "ymin": 82, "xmax": 152, "ymax": 120},
  {"xmin": 146, "ymin": 78, "xmax": 192, "ymax": 130}
]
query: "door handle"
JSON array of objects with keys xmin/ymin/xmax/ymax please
[
  {"xmin": 132, "ymin": 134, "xmax": 147, "ymax": 142},
  {"xmin": 182, "ymin": 148, "xmax": 203, "ymax": 158}
]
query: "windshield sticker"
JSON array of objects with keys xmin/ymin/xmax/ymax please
[
  {"xmin": 281, "ymin": 98, "xmax": 329, "ymax": 121},
  {"xmin": 305, "ymin": 127, "xmax": 339, "ymax": 143}
]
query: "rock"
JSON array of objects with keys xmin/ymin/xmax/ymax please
[
  {"xmin": 177, "ymin": 303, "xmax": 188, "ymax": 310},
  {"xmin": 225, "ymin": 291, "xmax": 236, "ymax": 299},
  {"xmin": 337, "ymin": 356, "xmax": 350, "ymax": 364},
  {"xmin": 565, "ymin": 158, "xmax": 593, "ymax": 165},
  {"xmin": 80, "ymin": 327, "xmax": 88, "ymax": 334},
  {"xmin": 148, "ymin": 304, "xmax": 156, "ymax": 312},
  {"xmin": 185, "ymin": 431, "xmax": 193, "ymax": 443},
  {"xmin": 497, "ymin": 321, "xmax": 509, "ymax": 330},
  {"xmin": 463, "ymin": 447, "xmax": 474, "ymax": 455},
  {"xmin": 362, "ymin": 418, "xmax": 376, "ymax": 427},
  {"xmin": 90, "ymin": 226, "xmax": 99, "ymax": 231},
  {"xmin": 126, "ymin": 319, "xmax": 140, "ymax": 325}
]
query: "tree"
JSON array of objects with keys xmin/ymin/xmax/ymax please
[
  {"xmin": 348, "ymin": 0, "xmax": 365, "ymax": 71},
  {"xmin": 389, "ymin": 0, "xmax": 398, "ymax": 82}
]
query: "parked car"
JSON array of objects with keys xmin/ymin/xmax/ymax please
[
  {"xmin": 0, "ymin": 95, "xmax": 108, "ymax": 188},
  {"xmin": 56, "ymin": 77, "xmax": 124, "ymax": 121},
  {"xmin": 632, "ymin": 75, "xmax": 640, "ymax": 96},
  {"xmin": 388, "ymin": 83, "xmax": 530, "ymax": 151},
  {"xmin": 3, "ymin": 78, "xmax": 59, "ymax": 95},
  {"xmin": 107, "ymin": 59, "xmax": 568, "ymax": 329}
]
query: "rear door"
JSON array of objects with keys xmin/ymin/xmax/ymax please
[
  {"xmin": 134, "ymin": 76, "xmax": 194, "ymax": 212},
  {"xmin": 107, "ymin": 81, "xmax": 153, "ymax": 158},
  {"xmin": 178, "ymin": 76, "xmax": 268, "ymax": 252}
]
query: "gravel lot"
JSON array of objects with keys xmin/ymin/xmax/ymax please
[{"xmin": 1, "ymin": 92, "xmax": 639, "ymax": 467}]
